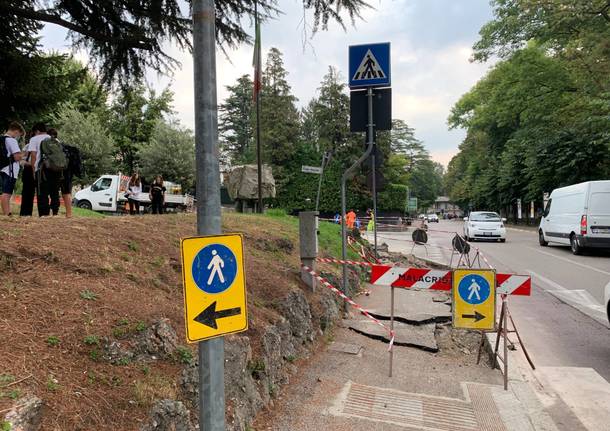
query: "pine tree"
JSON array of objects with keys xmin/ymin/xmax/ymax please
[{"xmin": 219, "ymin": 75, "xmax": 254, "ymax": 166}]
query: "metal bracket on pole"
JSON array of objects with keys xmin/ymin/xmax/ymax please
[
  {"xmin": 192, "ymin": 0, "xmax": 225, "ymax": 429},
  {"xmin": 315, "ymin": 151, "xmax": 331, "ymax": 213},
  {"xmin": 341, "ymin": 87, "xmax": 375, "ymax": 298}
]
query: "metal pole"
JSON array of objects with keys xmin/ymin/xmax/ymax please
[
  {"xmin": 255, "ymin": 1, "xmax": 263, "ymax": 214},
  {"xmin": 389, "ymin": 285, "xmax": 395, "ymax": 377},
  {"xmin": 192, "ymin": 1, "xmax": 225, "ymax": 429},
  {"xmin": 503, "ymin": 297, "xmax": 509, "ymax": 390},
  {"xmin": 341, "ymin": 88, "xmax": 375, "ymax": 297},
  {"xmin": 315, "ymin": 152, "xmax": 328, "ymax": 213},
  {"xmin": 372, "ymin": 147, "xmax": 378, "ymax": 258}
]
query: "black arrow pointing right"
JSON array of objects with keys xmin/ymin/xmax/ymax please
[
  {"xmin": 194, "ymin": 301, "xmax": 241, "ymax": 329},
  {"xmin": 461, "ymin": 311, "xmax": 485, "ymax": 322}
]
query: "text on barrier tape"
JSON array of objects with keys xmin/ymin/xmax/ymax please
[{"xmin": 371, "ymin": 265, "xmax": 452, "ymax": 291}]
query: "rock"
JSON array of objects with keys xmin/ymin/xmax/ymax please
[
  {"xmin": 3, "ymin": 395, "xmax": 43, "ymax": 431},
  {"xmin": 104, "ymin": 318, "xmax": 178, "ymax": 364},
  {"xmin": 136, "ymin": 318, "xmax": 179, "ymax": 359},
  {"xmin": 140, "ymin": 400, "xmax": 195, "ymax": 431},
  {"xmin": 262, "ymin": 325, "xmax": 285, "ymax": 389},
  {"xmin": 317, "ymin": 289, "xmax": 340, "ymax": 332},
  {"xmin": 277, "ymin": 289, "xmax": 313, "ymax": 343}
]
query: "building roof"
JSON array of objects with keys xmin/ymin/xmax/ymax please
[{"xmin": 435, "ymin": 196, "xmax": 451, "ymax": 203}]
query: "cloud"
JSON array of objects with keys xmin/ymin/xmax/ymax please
[{"xmin": 39, "ymin": 0, "xmax": 495, "ymax": 166}]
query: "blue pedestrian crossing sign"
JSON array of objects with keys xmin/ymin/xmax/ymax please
[
  {"xmin": 349, "ymin": 42, "xmax": 391, "ymax": 88},
  {"xmin": 181, "ymin": 234, "xmax": 248, "ymax": 342},
  {"xmin": 453, "ymin": 269, "xmax": 495, "ymax": 330}
]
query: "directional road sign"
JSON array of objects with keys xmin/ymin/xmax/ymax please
[
  {"xmin": 301, "ymin": 165, "xmax": 322, "ymax": 174},
  {"xmin": 349, "ymin": 42, "xmax": 391, "ymax": 88},
  {"xmin": 181, "ymin": 234, "xmax": 248, "ymax": 342},
  {"xmin": 453, "ymin": 269, "xmax": 496, "ymax": 330}
]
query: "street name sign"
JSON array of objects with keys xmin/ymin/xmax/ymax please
[
  {"xmin": 453, "ymin": 269, "xmax": 496, "ymax": 330},
  {"xmin": 349, "ymin": 42, "xmax": 391, "ymax": 88},
  {"xmin": 181, "ymin": 234, "xmax": 248, "ymax": 342},
  {"xmin": 301, "ymin": 165, "xmax": 322, "ymax": 174}
]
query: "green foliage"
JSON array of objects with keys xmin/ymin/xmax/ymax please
[
  {"xmin": 219, "ymin": 75, "xmax": 254, "ymax": 165},
  {"xmin": 51, "ymin": 105, "xmax": 116, "ymax": 186},
  {"xmin": 79, "ymin": 290, "xmax": 98, "ymax": 301},
  {"xmin": 83, "ymin": 335, "xmax": 100, "ymax": 346},
  {"xmin": 247, "ymin": 358, "xmax": 266, "ymax": 379},
  {"xmin": 46, "ymin": 336, "xmax": 60, "ymax": 347},
  {"xmin": 138, "ymin": 121, "xmax": 196, "ymax": 191},
  {"xmin": 127, "ymin": 241, "xmax": 140, "ymax": 252},
  {"xmin": 174, "ymin": 346, "xmax": 194, "ymax": 365},
  {"xmin": 1, "ymin": 420, "xmax": 11, "ymax": 431},
  {"xmin": 109, "ymin": 85, "xmax": 174, "ymax": 172},
  {"xmin": 46, "ymin": 376, "xmax": 59, "ymax": 392},
  {"xmin": 135, "ymin": 321, "xmax": 147, "ymax": 332}
]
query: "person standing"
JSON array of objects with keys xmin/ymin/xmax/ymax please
[
  {"xmin": 126, "ymin": 173, "xmax": 142, "ymax": 215},
  {"xmin": 48, "ymin": 128, "xmax": 73, "ymax": 217},
  {"xmin": 26, "ymin": 123, "xmax": 54, "ymax": 216},
  {"xmin": 19, "ymin": 131, "xmax": 36, "ymax": 216},
  {"xmin": 346, "ymin": 209, "xmax": 356, "ymax": 230},
  {"xmin": 149, "ymin": 175, "xmax": 166, "ymax": 214},
  {"xmin": 1, "ymin": 122, "xmax": 25, "ymax": 216}
]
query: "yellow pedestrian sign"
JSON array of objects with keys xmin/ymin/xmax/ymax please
[
  {"xmin": 181, "ymin": 234, "xmax": 248, "ymax": 342},
  {"xmin": 453, "ymin": 269, "xmax": 495, "ymax": 330}
]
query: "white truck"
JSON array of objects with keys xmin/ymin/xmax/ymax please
[
  {"xmin": 538, "ymin": 180, "xmax": 610, "ymax": 254},
  {"xmin": 74, "ymin": 173, "xmax": 193, "ymax": 214}
]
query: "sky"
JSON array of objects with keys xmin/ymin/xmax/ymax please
[{"xmin": 41, "ymin": 0, "xmax": 496, "ymax": 166}]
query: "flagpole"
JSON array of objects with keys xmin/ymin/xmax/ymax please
[{"xmin": 255, "ymin": 0, "xmax": 263, "ymax": 213}]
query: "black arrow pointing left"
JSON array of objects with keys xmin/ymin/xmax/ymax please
[
  {"xmin": 461, "ymin": 311, "xmax": 485, "ymax": 322},
  {"xmin": 194, "ymin": 301, "xmax": 241, "ymax": 329}
]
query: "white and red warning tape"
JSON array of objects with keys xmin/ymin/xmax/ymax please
[
  {"xmin": 316, "ymin": 257, "xmax": 373, "ymax": 267},
  {"xmin": 371, "ymin": 265, "xmax": 452, "ymax": 291},
  {"xmin": 301, "ymin": 264, "xmax": 395, "ymax": 350},
  {"xmin": 496, "ymin": 273, "xmax": 531, "ymax": 296}
]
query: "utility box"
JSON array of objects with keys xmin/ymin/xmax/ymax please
[{"xmin": 299, "ymin": 211, "xmax": 319, "ymax": 290}]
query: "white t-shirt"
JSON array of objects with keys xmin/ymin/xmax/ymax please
[
  {"xmin": 28, "ymin": 133, "xmax": 50, "ymax": 172},
  {"xmin": 2, "ymin": 135, "xmax": 21, "ymax": 178}
]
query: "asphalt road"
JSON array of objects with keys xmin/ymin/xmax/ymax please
[{"xmin": 374, "ymin": 220, "xmax": 610, "ymax": 382}]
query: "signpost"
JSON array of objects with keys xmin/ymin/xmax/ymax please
[
  {"xmin": 181, "ymin": 234, "xmax": 248, "ymax": 342},
  {"xmin": 452, "ymin": 269, "xmax": 496, "ymax": 330},
  {"xmin": 301, "ymin": 165, "xmax": 323, "ymax": 174},
  {"xmin": 342, "ymin": 42, "xmax": 392, "ymax": 296}
]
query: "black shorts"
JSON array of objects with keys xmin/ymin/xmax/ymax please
[{"xmin": 61, "ymin": 172, "xmax": 73, "ymax": 195}]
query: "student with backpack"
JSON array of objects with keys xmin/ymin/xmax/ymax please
[
  {"xmin": 36, "ymin": 124, "xmax": 68, "ymax": 216},
  {"xmin": 48, "ymin": 128, "xmax": 79, "ymax": 218},
  {"xmin": 125, "ymin": 173, "xmax": 142, "ymax": 215},
  {"xmin": 149, "ymin": 175, "xmax": 166, "ymax": 214},
  {"xmin": 1, "ymin": 122, "xmax": 25, "ymax": 216}
]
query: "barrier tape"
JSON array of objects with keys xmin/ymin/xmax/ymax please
[
  {"xmin": 301, "ymin": 264, "xmax": 395, "ymax": 350},
  {"xmin": 316, "ymin": 257, "xmax": 373, "ymax": 267}
]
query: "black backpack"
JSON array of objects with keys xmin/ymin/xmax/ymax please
[
  {"xmin": 0, "ymin": 136, "xmax": 14, "ymax": 171},
  {"xmin": 62, "ymin": 144, "xmax": 83, "ymax": 177}
]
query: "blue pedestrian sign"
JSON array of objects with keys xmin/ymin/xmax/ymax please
[
  {"xmin": 349, "ymin": 42, "xmax": 391, "ymax": 88},
  {"xmin": 457, "ymin": 274, "xmax": 490, "ymax": 305},
  {"xmin": 192, "ymin": 243, "xmax": 238, "ymax": 294}
]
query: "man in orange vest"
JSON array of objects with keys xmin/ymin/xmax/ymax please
[{"xmin": 346, "ymin": 209, "xmax": 356, "ymax": 229}]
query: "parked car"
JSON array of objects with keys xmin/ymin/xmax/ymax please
[
  {"xmin": 538, "ymin": 181, "xmax": 610, "ymax": 255},
  {"xmin": 418, "ymin": 214, "xmax": 428, "ymax": 221},
  {"xmin": 463, "ymin": 211, "xmax": 506, "ymax": 242},
  {"xmin": 427, "ymin": 213, "xmax": 439, "ymax": 223}
]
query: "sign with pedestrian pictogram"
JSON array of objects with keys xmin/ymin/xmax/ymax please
[
  {"xmin": 453, "ymin": 269, "xmax": 496, "ymax": 330},
  {"xmin": 181, "ymin": 234, "xmax": 247, "ymax": 342},
  {"xmin": 349, "ymin": 43, "xmax": 391, "ymax": 88}
]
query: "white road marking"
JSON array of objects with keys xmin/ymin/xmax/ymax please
[
  {"xmin": 527, "ymin": 247, "xmax": 610, "ymax": 276},
  {"xmin": 528, "ymin": 270, "xmax": 609, "ymax": 327}
]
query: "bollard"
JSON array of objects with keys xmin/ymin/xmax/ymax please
[{"xmin": 299, "ymin": 211, "xmax": 319, "ymax": 291}]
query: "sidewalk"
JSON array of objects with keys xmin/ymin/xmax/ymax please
[{"xmin": 254, "ymin": 283, "xmax": 561, "ymax": 431}]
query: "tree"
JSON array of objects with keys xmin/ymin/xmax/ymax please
[
  {"xmin": 0, "ymin": 0, "xmax": 370, "ymax": 85},
  {"xmin": 138, "ymin": 121, "xmax": 196, "ymax": 191},
  {"xmin": 260, "ymin": 48, "xmax": 301, "ymax": 167},
  {"xmin": 390, "ymin": 120, "xmax": 427, "ymax": 173},
  {"xmin": 108, "ymin": 85, "xmax": 174, "ymax": 172},
  {"xmin": 51, "ymin": 105, "xmax": 116, "ymax": 186},
  {"xmin": 219, "ymin": 75, "xmax": 254, "ymax": 166}
]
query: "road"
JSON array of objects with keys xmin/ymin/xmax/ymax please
[{"xmin": 369, "ymin": 220, "xmax": 610, "ymax": 382}]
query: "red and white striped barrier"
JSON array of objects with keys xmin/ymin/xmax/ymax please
[
  {"xmin": 316, "ymin": 257, "xmax": 373, "ymax": 267},
  {"xmin": 370, "ymin": 265, "xmax": 452, "ymax": 291},
  {"xmin": 301, "ymin": 264, "xmax": 395, "ymax": 349},
  {"xmin": 496, "ymin": 274, "xmax": 531, "ymax": 296}
]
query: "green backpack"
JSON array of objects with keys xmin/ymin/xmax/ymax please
[{"xmin": 40, "ymin": 137, "xmax": 68, "ymax": 172}]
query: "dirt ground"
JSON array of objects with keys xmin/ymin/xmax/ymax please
[{"xmin": 0, "ymin": 212, "xmax": 326, "ymax": 430}]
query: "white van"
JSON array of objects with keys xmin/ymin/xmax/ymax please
[{"xmin": 539, "ymin": 181, "xmax": 610, "ymax": 254}]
